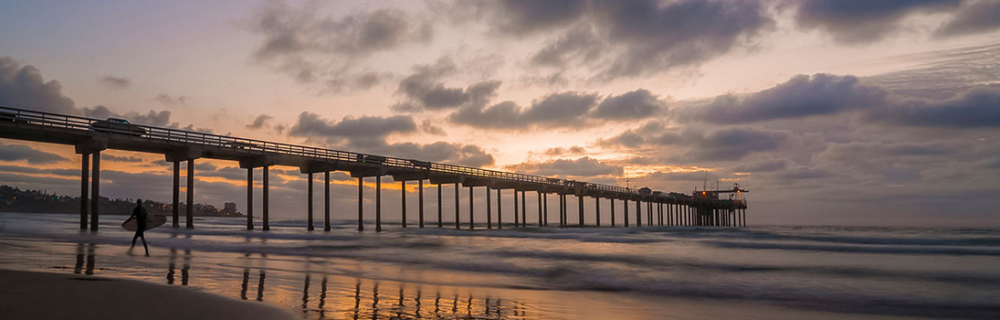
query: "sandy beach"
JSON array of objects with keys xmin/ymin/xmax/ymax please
[{"xmin": 0, "ymin": 269, "xmax": 297, "ymax": 320}]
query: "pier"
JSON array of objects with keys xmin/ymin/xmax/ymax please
[{"xmin": 0, "ymin": 106, "xmax": 748, "ymax": 231}]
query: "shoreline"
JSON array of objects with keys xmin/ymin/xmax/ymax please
[{"xmin": 0, "ymin": 268, "xmax": 297, "ymax": 320}]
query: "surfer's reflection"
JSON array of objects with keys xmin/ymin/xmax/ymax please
[
  {"xmin": 166, "ymin": 248, "xmax": 191, "ymax": 286},
  {"xmin": 73, "ymin": 242, "xmax": 96, "ymax": 275}
]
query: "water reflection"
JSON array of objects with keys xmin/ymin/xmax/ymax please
[
  {"xmin": 239, "ymin": 267, "xmax": 267, "ymax": 302},
  {"xmin": 73, "ymin": 242, "xmax": 96, "ymax": 275},
  {"xmin": 166, "ymin": 248, "xmax": 191, "ymax": 286}
]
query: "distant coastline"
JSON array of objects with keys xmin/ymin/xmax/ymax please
[{"xmin": 0, "ymin": 185, "xmax": 245, "ymax": 217}]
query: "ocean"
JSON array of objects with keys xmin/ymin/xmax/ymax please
[{"xmin": 0, "ymin": 212, "xmax": 998, "ymax": 319}]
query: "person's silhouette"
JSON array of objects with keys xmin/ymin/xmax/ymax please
[{"xmin": 129, "ymin": 199, "xmax": 150, "ymax": 256}]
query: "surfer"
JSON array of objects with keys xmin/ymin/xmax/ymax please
[{"xmin": 129, "ymin": 199, "xmax": 150, "ymax": 256}]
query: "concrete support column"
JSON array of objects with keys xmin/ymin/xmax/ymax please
[
  {"xmin": 80, "ymin": 153, "xmax": 89, "ymax": 230},
  {"xmin": 537, "ymin": 192, "xmax": 542, "ymax": 227},
  {"xmin": 486, "ymin": 187, "xmax": 492, "ymax": 229},
  {"xmin": 186, "ymin": 159, "xmax": 194, "ymax": 229},
  {"xmin": 418, "ymin": 180, "xmax": 425, "ymax": 228},
  {"xmin": 542, "ymin": 193, "xmax": 548, "ymax": 226},
  {"xmin": 172, "ymin": 161, "xmax": 179, "ymax": 228},
  {"xmin": 624, "ymin": 199, "xmax": 629, "ymax": 227},
  {"xmin": 89, "ymin": 151, "xmax": 101, "ymax": 231},
  {"xmin": 636, "ymin": 200, "xmax": 642, "ymax": 227},
  {"xmin": 401, "ymin": 181, "xmax": 407, "ymax": 228},
  {"xmin": 437, "ymin": 184, "xmax": 442, "ymax": 228},
  {"xmin": 247, "ymin": 168, "xmax": 254, "ymax": 230},
  {"xmin": 595, "ymin": 197, "xmax": 601, "ymax": 227},
  {"xmin": 558, "ymin": 194, "xmax": 564, "ymax": 227},
  {"xmin": 577, "ymin": 195, "xmax": 584, "ymax": 226},
  {"xmin": 357, "ymin": 177, "xmax": 364, "ymax": 232},
  {"xmin": 307, "ymin": 173, "xmax": 314, "ymax": 231},
  {"xmin": 453, "ymin": 183, "xmax": 459, "ymax": 230},
  {"xmin": 324, "ymin": 171, "xmax": 330, "ymax": 231},
  {"xmin": 521, "ymin": 191, "xmax": 527, "ymax": 227},
  {"xmin": 263, "ymin": 166, "xmax": 269, "ymax": 231},
  {"xmin": 611, "ymin": 198, "xmax": 616, "ymax": 227},
  {"xmin": 742, "ymin": 208, "xmax": 747, "ymax": 227},
  {"xmin": 647, "ymin": 201, "xmax": 653, "ymax": 226},
  {"xmin": 497, "ymin": 188, "xmax": 503, "ymax": 229},
  {"xmin": 468, "ymin": 186, "xmax": 474, "ymax": 230},
  {"xmin": 376, "ymin": 176, "xmax": 382, "ymax": 232},
  {"xmin": 513, "ymin": 190, "xmax": 519, "ymax": 227}
]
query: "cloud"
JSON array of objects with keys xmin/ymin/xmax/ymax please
[
  {"xmin": 544, "ymin": 146, "xmax": 586, "ymax": 156},
  {"xmin": 728, "ymin": 158, "xmax": 792, "ymax": 173},
  {"xmin": 246, "ymin": 114, "xmax": 274, "ymax": 130},
  {"xmin": 592, "ymin": 89, "xmax": 667, "ymax": 120},
  {"xmin": 289, "ymin": 112, "xmax": 417, "ymax": 145},
  {"xmin": 249, "ymin": 0, "xmax": 432, "ymax": 91},
  {"xmin": 794, "ymin": 0, "xmax": 965, "ymax": 44},
  {"xmin": 935, "ymin": 0, "xmax": 1000, "ymax": 37},
  {"xmin": 0, "ymin": 144, "xmax": 67, "ymax": 164},
  {"xmin": 866, "ymin": 85, "xmax": 1000, "ymax": 127},
  {"xmin": 420, "ymin": 119, "xmax": 446, "ymax": 135},
  {"xmin": 391, "ymin": 58, "xmax": 501, "ymax": 112},
  {"xmin": 601, "ymin": 123, "xmax": 789, "ymax": 162},
  {"xmin": 686, "ymin": 74, "xmax": 888, "ymax": 124},
  {"xmin": 103, "ymin": 155, "xmax": 145, "ymax": 163},
  {"xmin": 82, "ymin": 105, "xmax": 172, "ymax": 127},
  {"xmin": 152, "ymin": 94, "xmax": 190, "ymax": 105},
  {"xmin": 506, "ymin": 156, "xmax": 622, "ymax": 178},
  {"xmin": 449, "ymin": 91, "xmax": 598, "ymax": 129},
  {"xmin": 365, "ymin": 141, "xmax": 495, "ymax": 167},
  {"xmin": 97, "ymin": 75, "xmax": 131, "ymax": 89},
  {"xmin": 0, "ymin": 56, "xmax": 77, "ymax": 114}
]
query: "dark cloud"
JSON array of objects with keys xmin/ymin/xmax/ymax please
[
  {"xmin": 479, "ymin": 0, "xmax": 589, "ymax": 35},
  {"xmin": 250, "ymin": 1, "xmax": 431, "ymax": 91},
  {"xmin": 0, "ymin": 144, "xmax": 67, "ymax": 164},
  {"xmin": 365, "ymin": 141, "xmax": 495, "ymax": 167},
  {"xmin": 506, "ymin": 156, "xmax": 622, "ymax": 178},
  {"xmin": 866, "ymin": 85, "xmax": 1000, "ymax": 128},
  {"xmin": 794, "ymin": 0, "xmax": 965, "ymax": 44},
  {"xmin": 531, "ymin": 26, "xmax": 603, "ymax": 67},
  {"xmin": 601, "ymin": 123, "xmax": 788, "ymax": 162},
  {"xmin": 393, "ymin": 58, "xmax": 501, "ymax": 111},
  {"xmin": 289, "ymin": 112, "xmax": 417, "ymax": 145},
  {"xmin": 728, "ymin": 158, "xmax": 792, "ymax": 173},
  {"xmin": 98, "ymin": 75, "xmax": 131, "ymax": 89},
  {"xmin": 82, "ymin": 105, "xmax": 172, "ymax": 127},
  {"xmin": 103, "ymin": 155, "xmax": 145, "ymax": 163},
  {"xmin": 0, "ymin": 164, "xmax": 77, "ymax": 176},
  {"xmin": 450, "ymin": 91, "xmax": 598, "ymax": 129},
  {"xmin": 544, "ymin": 146, "xmax": 586, "ymax": 156},
  {"xmin": 420, "ymin": 119, "xmax": 446, "ymax": 135},
  {"xmin": 935, "ymin": 0, "xmax": 1000, "ymax": 37},
  {"xmin": 592, "ymin": 89, "xmax": 666, "ymax": 120},
  {"xmin": 152, "ymin": 94, "xmax": 190, "ymax": 106},
  {"xmin": 0, "ymin": 56, "xmax": 77, "ymax": 114},
  {"xmin": 687, "ymin": 74, "xmax": 888, "ymax": 124},
  {"xmin": 246, "ymin": 114, "xmax": 274, "ymax": 130}
]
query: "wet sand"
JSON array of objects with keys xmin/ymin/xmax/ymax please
[{"xmin": 0, "ymin": 269, "xmax": 297, "ymax": 320}]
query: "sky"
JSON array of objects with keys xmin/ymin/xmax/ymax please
[{"xmin": 1, "ymin": 0, "xmax": 999, "ymax": 226}]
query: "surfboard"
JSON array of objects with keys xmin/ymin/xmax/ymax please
[{"xmin": 121, "ymin": 214, "xmax": 167, "ymax": 232}]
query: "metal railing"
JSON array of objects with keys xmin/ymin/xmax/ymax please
[{"xmin": 0, "ymin": 105, "xmax": 733, "ymax": 204}]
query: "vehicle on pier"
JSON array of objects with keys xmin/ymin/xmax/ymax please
[{"xmin": 90, "ymin": 118, "xmax": 146, "ymax": 136}]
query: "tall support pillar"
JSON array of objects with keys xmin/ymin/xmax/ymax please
[
  {"xmin": 401, "ymin": 181, "xmax": 407, "ymax": 228},
  {"xmin": 497, "ymin": 188, "xmax": 503, "ymax": 229},
  {"xmin": 521, "ymin": 190, "xmax": 528, "ymax": 227},
  {"xmin": 486, "ymin": 187, "xmax": 492, "ymax": 229},
  {"xmin": 185, "ymin": 159, "xmax": 194, "ymax": 229},
  {"xmin": 623, "ymin": 199, "xmax": 629, "ymax": 227},
  {"xmin": 595, "ymin": 197, "xmax": 601, "ymax": 227},
  {"xmin": 324, "ymin": 171, "xmax": 330, "ymax": 231},
  {"xmin": 537, "ymin": 192, "xmax": 543, "ymax": 227},
  {"xmin": 468, "ymin": 186, "xmax": 474, "ymax": 230},
  {"xmin": 172, "ymin": 161, "xmax": 179, "ymax": 228},
  {"xmin": 542, "ymin": 193, "xmax": 547, "ymax": 226},
  {"xmin": 418, "ymin": 180, "xmax": 425, "ymax": 228},
  {"xmin": 357, "ymin": 177, "xmax": 364, "ymax": 231},
  {"xmin": 635, "ymin": 200, "xmax": 642, "ymax": 227},
  {"xmin": 513, "ymin": 190, "xmax": 519, "ymax": 227},
  {"xmin": 453, "ymin": 183, "xmax": 460, "ymax": 230},
  {"xmin": 307, "ymin": 173, "xmax": 314, "ymax": 231},
  {"xmin": 375, "ymin": 176, "xmax": 382, "ymax": 232},
  {"xmin": 647, "ymin": 201, "xmax": 653, "ymax": 226},
  {"xmin": 263, "ymin": 165, "xmax": 269, "ymax": 231},
  {"xmin": 742, "ymin": 208, "xmax": 747, "ymax": 227},
  {"xmin": 437, "ymin": 184, "xmax": 443, "ymax": 228},
  {"xmin": 578, "ymin": 195, "xmax": 584, "ymax": 226},
  {"xmin": 247, "ymin": 168, "xmax": 254, "ymax": 230},
  {"xmin": 557, "ymin": 194, "xmax": 564, "ymax": 227},
  {"xmin": 80, "ymin": 153, "xmax": 89, "ymax": 230},
  {"xmin": 611, "ymin": 198, "xmax": 616, "ymax": 227},
  {"xmin": 91, "ymin": 151, "xmax": 101, "ymax": 231}
]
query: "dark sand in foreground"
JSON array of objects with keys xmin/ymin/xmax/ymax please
[{"xmin": 0, "ymin": 269, "xmax": 297, "ymax": 320}]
